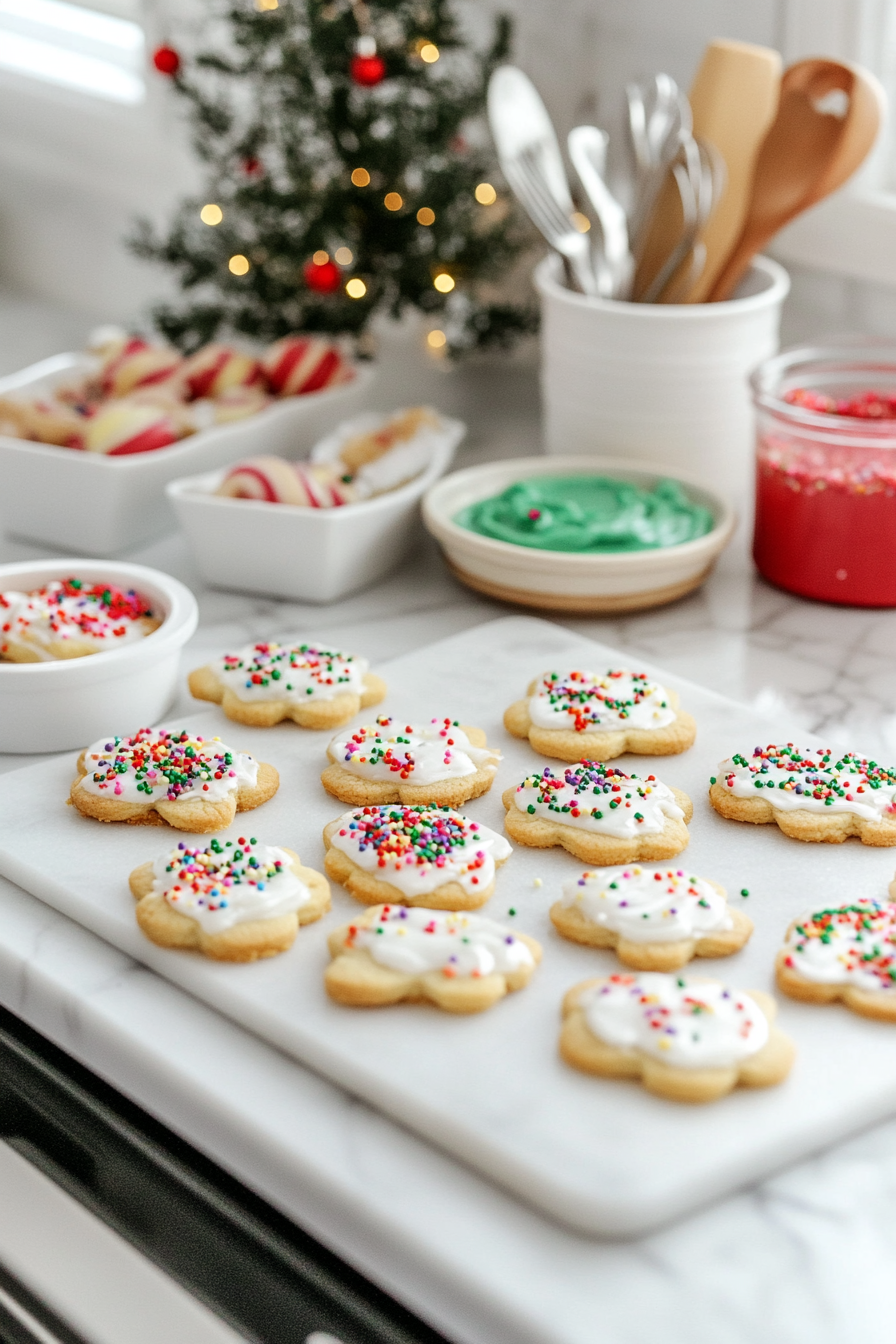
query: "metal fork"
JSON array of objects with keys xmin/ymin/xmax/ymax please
[{"xmin": 504, "ymin": 143, "xmax": 598, "ymax": 295}]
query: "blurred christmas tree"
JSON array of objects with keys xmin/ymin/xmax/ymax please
[{"xmin": 132, "ymin": 0, "xmax": 537, "ymax": 358}]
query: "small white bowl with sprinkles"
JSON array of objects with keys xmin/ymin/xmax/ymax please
[{"xmin": 0, "ymin": 558, "xmax": 197, "ymax": 753}]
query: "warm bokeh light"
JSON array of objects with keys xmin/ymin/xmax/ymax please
[
  {"xmin": 351, "ymin": 167, "xmax": 371, "ymax": 187},
  {"xmin": 384, "ymin": 192, "xmax": 403, "ymax": 211},
  {"xmin": 572, "ymin": 211, "xmax": 591, "ymax": 233},
  {"xmin": 416, "ymin": 206, "xmax": 435, "ymax": 225},
  {"xmin": 334, "ymin": 246, "xmax": 353, "ymax": 264},
  {"xmin": 426, "ymin": 329, "xmax": 447, "ymax": 349},
  {"xmin": 420, "ymin": 42, "xmax": 440, "ymax": 62},
  {"xmin": 200, "ymin": 203, "xmax": 223, "ymax": 225},
  {"xmin": 474, "ymin": 182, "xmax": 497, "ymax": 206},
  {"xmin": 255, "ymin": 0, "xmax": 278, "ymax": 9},
  {"xmin": 433, "ymin": 272, "xmax": 455, "ymax": 293},
  {"xmin": 346, "ymin": 277, "xmax": 367, "ymax": 298},
  {"xmin": 312, "ymin": 249, "xmax": 329, "ymax": 265},
  {"xmin": 228, "ymin": 254, "xmax": 250, "ymax": 275}
]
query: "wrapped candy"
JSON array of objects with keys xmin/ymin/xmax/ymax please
[
  {"xmin": 216, "ymin": 455, "xmax": 355, "ymax": 507},
  {"xmin": 180, "ymin": 343, "xmax": 264, "ymax": 399},
  {"xmin": 98, "ymin": 337, "xmax": 183, "ymax": 398},
  {"xmin": 83, "ymin": 402, "xmax": 185, "ymax": 456},
  {"xmin": 261, "ymin": 336, "xmax": 352, "ymax": 396}
]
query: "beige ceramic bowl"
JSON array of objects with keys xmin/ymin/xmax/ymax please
[{"xmin": 422, "ymin": 456, "xmax": 736, "ymax": 613}]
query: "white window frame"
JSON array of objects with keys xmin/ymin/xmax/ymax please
[{"xmin": 771, "ymin": 0, "xmax": 896, "ymax": 285}]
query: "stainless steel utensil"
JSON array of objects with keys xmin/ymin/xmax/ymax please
[
  {"xmin": 568, "ymin": 125, "xmax": 635, "ymax": 299},
  {"xmin": 488, "ymin": 66, "xmax": 597, "ymax": 295},
  {"xmin": 638, "ymin": 133, "xmax": 722, "ymax": 303},
  {"xmin": 626, "ymin": 74, "xmax": 693, "ymax": 251}
]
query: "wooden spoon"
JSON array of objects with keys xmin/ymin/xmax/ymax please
[{"xmin": 708, "ymin": 59, "xmax": 885, "ymax": 302}]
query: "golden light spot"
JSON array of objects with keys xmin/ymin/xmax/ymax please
[
  {"xmin": 572, "ymin": 211, "xmax": 591, "ymax": 233},
  {"xmin": 200, "ymin": 203, "xmax": 223, "ymax": 225},
  {"xmin": 334, "ymin": 246, "xmax": 353, "ymax": 265},
  {"xmin": 426, "ymin": 329, "xmax": 447, "ymax": 349},
  {"xmin": 256, "ymin": 0, "xmax": 278, "ymax": 9},
  {"xmin": 433, "ymin": 272, "xmax": 455, "ymax": 293},
  {"xmin": 474, "ymin": 182, "xmax": 497, "ymax": 206},
  {"xmin": 346, "ymin": 277, "xmax": 367, "ymax": 298},
  {"xmin": 384, "ymin": 191, "xmax": 403, "ymax": 211},
  {"xmin": 228, "ymin": 254, "xmax": 250, "ymax": 275},
  {"xmin": 416, "ymin": 206, "xmax": 435, "ymax": 226},
  {"xmin": 351, "ymin": 167, "xmax": 371, "ymax": 187},
  {"xmin": 312, "ymin": 249, "xmax": 330, "ymax": 266},
  {"xmin": 420, "ymin": 42, "xmax": 440, "ymax": 62}
]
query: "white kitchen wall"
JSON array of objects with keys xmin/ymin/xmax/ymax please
[{"xmin": 0, "ymin": 0, "xmax": 895, "ymax": 337}]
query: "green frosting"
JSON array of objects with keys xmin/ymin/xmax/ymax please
[{"xmin": 455, "ymin": 474, "xmax": 714, "ymax": 553}]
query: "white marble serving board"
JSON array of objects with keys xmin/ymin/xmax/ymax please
[{"xmin": 2, "ymin": 614, "xmax": 896, "ymax": 1237}]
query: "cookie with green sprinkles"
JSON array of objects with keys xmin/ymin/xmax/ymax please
[
  {"xmin": 710, "ymin": 744, "xmax": 896, "ymax": 846},
  {"xmin": 776, "ymin": 898, "xmax": 896, "ymax": 1020},
  {"xmin": 189, "ymin": 640, "xmax": 387, "ymax": 730},
  {"xmin": 503, "ymin": 761, "xmax": 692, "ymax": 864},
  {"xmin": 504, "ymin": 668, "xmax": 696, "ymax": 763}
]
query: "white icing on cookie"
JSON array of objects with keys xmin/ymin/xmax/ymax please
[
  {"xmin": 716, "ymin": 745, "xmax": 896, "ymax": 822},
  {"xmin": 329, "ymin": 717, "xmax": 499, "ymax": 786},
  {"xmin": 561, "ymin": 866, "xmax": 732, "ymax": 944},
  {"xmin": 781, "ymin": 899, "xmax": 896, "ymax": 992},
  {"xmin": 329, "ymin": 804, "xmax": 511, "ymax": 898},
  {"xmin": 513, "ymin": 762, "xmax": 684, "ymax": 838},
  {"xmin": 79, "ymin": 728, "xmax": 258, "ymax": 805},
  {"xmin": 151, "ymin": 839, "xmax": 309, "ymax": 933},
  {"xmin": 528, "ymin": 669, "xmax": 676, "ymax": 733},
  {"xmin": 1, "ymin": 578, "xmax": 155, "ymax": 660},
  {"xmin": 579, "ymin": 972, "xmax": 768, "ymax": 1069},
  {"xmin": 344, "ymin": 905, "xmax": 534, "ymax": 977},
  {"xmin": 216, "ymin": 641, "xmax": 368, "ymax": 704}
]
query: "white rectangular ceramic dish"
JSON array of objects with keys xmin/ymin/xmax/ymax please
[
  {"xmin": 166, "ymin": 413, "xmax": 463, "ymax": 602},
  {"xmin": 1, "ymin": 616, "xmax": 895, "ymax": 1237},
  {"xmin": 0, "ymin": 354, "xmax": 375, "ymax": 555}
]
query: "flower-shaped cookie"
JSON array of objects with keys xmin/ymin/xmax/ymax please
[
  {"xmin": 188, "ymin": 640, "xmax": 386, "ymax": 729},
  {"xmin": 322, "ymin": 716, "xmax": 501, "ymax": 807},
  {"xmin": 550, "ymin": 865, "xmax": 753, "ymax": 970},
  {"xmin": 560, "ymin": 972, "xmax": 795, "ymax": 1103},
  {"xmin": 323, "ymin": 804, "xmax": 512, "ymax": 910},
  {"xmin": 129, "ymin": 836, "xmax": 329, "ymax": 961},
  {"xmin": 1, "ymin": 577, "xmax": 158, "ymax": 662},
  {"xmin": 504, "ymin": 668, "xmax": 696, "ymax": 762},
  {"xmin": 70, "ymin": 728, "xmax": 278, "ymax": 832},
  {"xmin": 325, "ymin": 904, "xmax": 541, "ymax": 1013},
  {"xmin": 503, "ymin": 761, "xmax": 692, "ymax": 864},
  {"xmin": 709, "ymin": 745, "xmax": 896, "ymax": 845},
  {"xmin": 776, "ymin": 897, "xmax": 896, "ymax": 1021}
]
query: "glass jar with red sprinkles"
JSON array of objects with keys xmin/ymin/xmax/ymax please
[{"xmin": 751, "ymin": 342, "xmax": 896, "ymax": 606}]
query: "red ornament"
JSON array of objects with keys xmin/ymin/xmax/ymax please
[
  {"xmin": 350, "ymin": 52, "xmax": 386, "ymax": 86},
  {"xmin": 152, "ymin": 44, "xmax": 181, "ymax": 76},
  {"xmin": 303, "ymin": 258, "xmax": 342, "ymax": 294},
  {"xmin": 242, "ymin": 156, "xmax": 264, "ymax": 177}
]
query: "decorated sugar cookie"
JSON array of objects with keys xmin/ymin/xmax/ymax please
[
  {"xmin": 560, "ymin": 972, "xmax": 795, "ymax": 1103},
  {"xmin": 189, "ymin": 641, "xmax": 386, "ymax": 729},
  {"xmin": 70, "ymin": 728, "xmax": 279, "ymax": 832},
  {"xmin": 325, "ymin": 904, "xmax": 541, "ymax": 1013},
  {"xmin": 322, "ymin": 716, "xmax": 501, "ymax": 807},
  {"xmin": 550, "ymin": 865, "xmax": 753, "ymax": 970},
  {"xmin": 323, "ymin": 804, "xmax": 512, "ymax": 910},
  {"xmin": 129, "ymin": 836, "xmax": 330, "ymax": 961},
  {"xmin": 504, "ymin": 668, "xmax": 696, "ymax": 762},
  {"xmin": 1, "ymin": 577, "xmax": 159, "ymax": 662},
  {"xmin": 776, "ymin": 898, "xmax": 896, "ymax": 1021},
  {"xmin": 503, "ymin": 761, "xmax": 692, "ymax": 864},
  {"xmin": 709, "ymin": 744, "xmax": 896, "ymax": 845}
]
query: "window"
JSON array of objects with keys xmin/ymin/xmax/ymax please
[{"xmin": 0, "ymin": 0, "xmax": 145, "ymax": 104}]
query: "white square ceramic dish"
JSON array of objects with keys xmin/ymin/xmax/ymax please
[
  {"xmin": 166, "ymin": 413, "xmax": 464, "ymax": 602},
  {"xmin": 0, "ymin": 354, "xmax": 375, "ymax": 556}
]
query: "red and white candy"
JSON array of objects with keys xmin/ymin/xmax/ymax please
[
  {"xmin": 98, "ymin": 338, "xmax": 183, "ymax": 398},
  {"xmin": 261, "ymin": 336, "xmax": 352, "ymax": 396},
  {"xmin": 180, "ymin": 343, "xmax": 263, "ymax": 399},
  {"xmin": 83, "ymin": 403, "xmax": 183, "ymax": 456},
  {"xmin": 216, "ymin": 455, "xmax": 355, "ymax": 507}
]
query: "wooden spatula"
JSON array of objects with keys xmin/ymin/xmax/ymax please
[
  {"xmin": 682, "ymin": 39, "xmax": 782, "ymax": 302},
  {"xmin": 708, "ymin": 59, "xmax": 885, "ymax": 302}
]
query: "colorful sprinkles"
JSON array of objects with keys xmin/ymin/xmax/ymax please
[
  {"xmin": 533, "ymin": 669, "xmax": 670, "ymax": 731},
  {"xmin": 516, "ymin": 761, "xmax": 663, "ymax": 822},
  {"xmin": 720, "ymin": 744, "xmax": 896, "ymax": 810},
  {"xmin": 219, "ymin": 641, "xmax": 361, "ymax": 697},
  {"xmin": 162, "ymin": 837, "xmax": 281, "ymax": 915},
  {"xmin": 336, "ymin": 805, "xmax": 488, "ymax": 882},
  {"xmin": 782, "ymin": 899, "xmax": 896, "ymax": 991},
  {"xmin": 338, "ymin": 716, "xmax": 465, "ymax": 778},
  {"xmin": 1, "ymin": 576, "xmax": 154, "ymax": 657},
  {"xmin": 84, "ymin": 728, "xmax": 241, "ymax": 801}
]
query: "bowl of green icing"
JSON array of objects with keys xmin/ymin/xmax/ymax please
[{"xmin": 422, "ymin": 457, "xmax": 735, "ymax": 612}]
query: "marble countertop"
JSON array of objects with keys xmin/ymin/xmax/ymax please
[{"xmin": 3, "ymin": 298, "xmax": 896, "ymax": 1342}]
